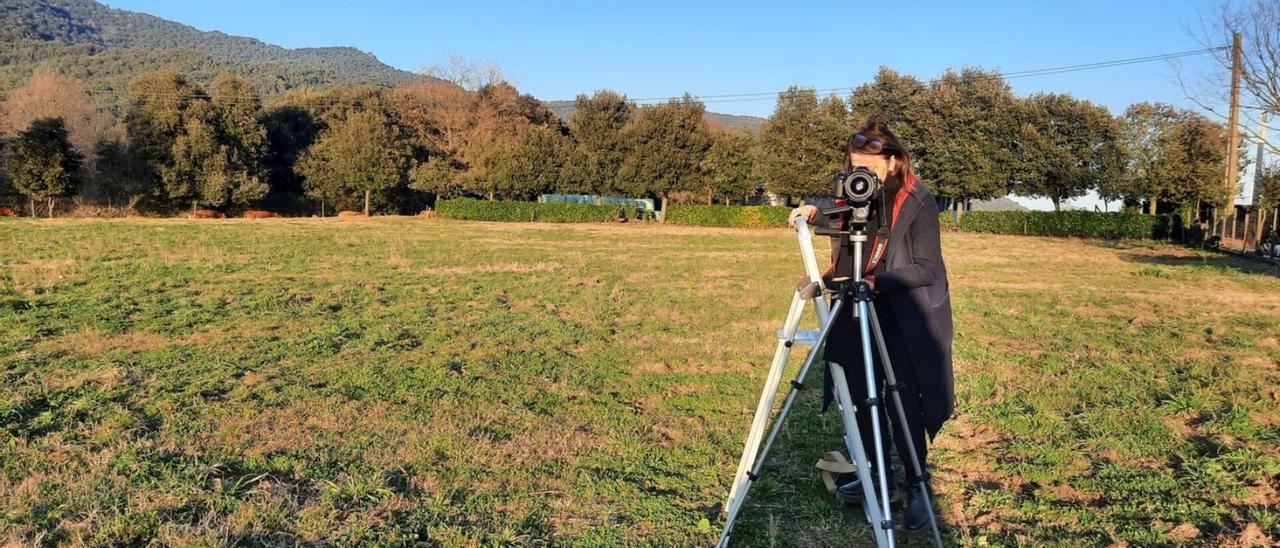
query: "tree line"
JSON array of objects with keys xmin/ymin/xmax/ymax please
[{"xmin": 0, "ymin": 65, "xmax": 1263, "ymax": 219}]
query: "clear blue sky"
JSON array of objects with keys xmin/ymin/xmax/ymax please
[
  {"xmin": 105, "ymin": 0, "xmax": 1251, "ymax": 209},
  {"xmin": 104, "ymin": 0, "xmax": 1225, "ymax": 117}
]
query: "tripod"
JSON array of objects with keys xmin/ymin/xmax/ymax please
[{"xmin": 717, "ymin": 217, "xmax": 943, "ymax": 548}]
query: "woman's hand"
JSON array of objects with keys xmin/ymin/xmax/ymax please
[{"xmin": 787, "ymin": 205, "xmax": 819, "ymax": 228}]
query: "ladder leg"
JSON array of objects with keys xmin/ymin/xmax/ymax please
[{"xmin": 723, "ymin": 291, "xmax": 807, "ymax": 513}]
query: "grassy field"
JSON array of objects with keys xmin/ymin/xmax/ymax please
[{"xmin": 1, "ymin": 217, "xmax": 1277, "ymax": 547}]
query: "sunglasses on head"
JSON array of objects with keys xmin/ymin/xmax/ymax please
[{"xmin": 849, "ymin": 132, "xmax": 894, "ymax": 155}]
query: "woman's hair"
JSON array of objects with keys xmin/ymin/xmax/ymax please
[{"xmin": 844, "ymin": 114, "xmax": 918, "ymax": 194}]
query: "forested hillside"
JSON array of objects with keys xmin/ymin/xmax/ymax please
[{"xmin": 0, "ymin": 0, "xmax": 417, "ymax": 110}]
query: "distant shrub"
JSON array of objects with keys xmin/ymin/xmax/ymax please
[
  {"xmin": 955, "ymin": 211, "xmax": 1178, "ymax": 240},
  {"xmin": 666, "ymin": 204, "xmax": 791, "ymax": 227},
  {"xmin": 436, "ymin": 198, "xmax": 622, "ymax": 223},
  {"xmin": 939, "ymin": 212, "xmax": 955, "ymax": 231}
]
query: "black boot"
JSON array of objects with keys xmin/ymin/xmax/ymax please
[
  {"xmin": 835, "ymin": 467, "xmax": 896, "ymax": 506},
  {"xmin": 902, "ymin": 480, "xmax": 934, "ymax": 533}
]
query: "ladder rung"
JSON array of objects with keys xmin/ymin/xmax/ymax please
[{"xmin": 778, "ymin": 329, "xmax": 821, "ymax": 346}]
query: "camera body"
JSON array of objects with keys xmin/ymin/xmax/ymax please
[
  {"xmin": 825, "ymin": 166, "xmax": 884, "ymax": 228},
  {"xmin": 832, "ymin": 166, "xmax": 881, "ymax": 205}
]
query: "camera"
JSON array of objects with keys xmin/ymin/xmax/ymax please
[
  {"xmin": 832, "ymin": 166, "xmax": 881, "ymax": 204},
  {"xmin": 822, "ymin": 166, "xmax": 883, "ymax": 230}
]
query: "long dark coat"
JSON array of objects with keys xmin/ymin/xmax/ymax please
[{"xmin": 811, "ymin": 184, "xmax": 955, "ymax": 438}]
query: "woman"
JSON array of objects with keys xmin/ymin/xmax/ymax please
[{"xmin": 788, "ymin": 114, "xmax": 954, "ymax": 533}]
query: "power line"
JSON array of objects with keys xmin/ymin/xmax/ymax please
[
  {"xmin": 67, "ymin": 46, "xmax": 1227, "ymax": 109},
  {"xmin": 625, "ymin": 46, "xmax": 1227, "ymax": 105}
]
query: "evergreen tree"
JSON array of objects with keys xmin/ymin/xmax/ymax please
[
  {"xmin": 1013, "ymin": 93, "xmax": 1121, "ymax": 211},
  {"xmin": 1118, "ymin": 103, "xmax": 1180, "ymax": 213},
  {"xmin": 758, "ymin": 87, "xmax": 841, "ymax": 201},
  {"xmin": 617, "ymin": 95, "xmax": 712, "ymax": 220},
  {"xmin": 9, "ymin": 117, "xmax": 82, "ymax": 217},
  {"xmin": 298, "ymin": 110, "xmax": 410, "ymax": 215},
  {"xmin": 1118, "ymin": 104, "xmax": 1240, "ymax": 213},
  {"xmin": 124, "ymin": 69, "xmax": 200, "ymax": 205},
  {"xmin": 700, "ymin": 132, "xmax": 757, "ymax": 204},
  {"xmin": 566, "ymin": 90, "xmax": 633, "ymax": 197},
  {"xmin": 924, "ymin": 68, "xmax": 1020, "ymax": 214}
]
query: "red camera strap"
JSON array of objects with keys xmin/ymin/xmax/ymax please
[{"xmin": 863, "ymin": 190, "xmax": 910, "ymax": 273}]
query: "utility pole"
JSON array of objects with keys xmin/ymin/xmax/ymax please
[
  {"xmin": 1253, "ymin": 114, "xmax": 1268, "ymax": 247},
  {"xmin": 1222, "ymin": 32, "xmax": 1243, "ymax": 239}
]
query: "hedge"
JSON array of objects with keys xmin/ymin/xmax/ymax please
[
  {"xmin": 436, "ymin": 198, "xmax": 623, "ymax": 222},
  {"xmin": 438, "ymin": 198, "xmax": 1180, "ymax": 240},
  {"xmin": 944, "ymin": 210, "xmax": 1179, "ymax": 240},
  {"xmin": 666, "ymin": 204, "xmax": 792, "ymax": 228}
]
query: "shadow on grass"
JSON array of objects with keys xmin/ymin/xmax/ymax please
[{"xmin": 1114, "ymin": 248, "xmax": 1280, "ymax": 277}]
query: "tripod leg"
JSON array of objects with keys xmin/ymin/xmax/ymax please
[
  {"xmin": 829, "ymin": 360, "xmax": 891, "ymax": 548},
  {"xmin": 854, "ymin": 299, "xmax": 897, "ymax": 547},
  {"xmin": 723, "ymin": 290, "xmax": 807, "ymax": 514},
  {"xmin": 866, "ymin": 305, "xmax": 945, "ymax": 548}
]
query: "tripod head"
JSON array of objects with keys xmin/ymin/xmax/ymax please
[{"xmin": 812, "ymin": 202, "xmax": 880, "ymax": 283}]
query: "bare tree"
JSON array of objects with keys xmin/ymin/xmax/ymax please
[
  {"xmin": 1, "ymin": 67, "xmax": 117, "ymax": 160},
  {"xmin": 422, "ymin": 53, "xmax": 506, "ymax": 91},
  {"xmin": 1184, "ymin": 1, "xmax": 1280, "ymax": 154}
]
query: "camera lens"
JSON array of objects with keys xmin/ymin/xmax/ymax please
[
  {"xmin": 831, "ymin": 167, "xmax": 880, "ymax": 203},
  {"xmin": 844, "ymin": 167, "xmax": 878, "ymax": 202}
]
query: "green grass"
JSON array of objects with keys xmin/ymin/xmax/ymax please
[{"xmin": 1, "ymin": 217, "xmax": 1277, "ymax": 546}]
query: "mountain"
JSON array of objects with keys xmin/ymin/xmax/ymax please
[
  {"xmin": 704, "ymin": 111, "xmax": 766, "ymax": 134},
  {"xmin": 0, "ymin": 0, "xmax": 768, "ymax": 131},
  {"xmin": 544, "ymin": 100, "xmax": 766, "ymax": 134},
  {"xmin": 0, "ymin": 0, "xmax": 418, "ymax": 109}
]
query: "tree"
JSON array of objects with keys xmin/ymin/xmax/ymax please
[
  {"xmin": 494, "ymin": 125, "xmax": 574, "ymax": 200},
  {"xmin": 1164, "ymin": 111, "xmax": 1242, "ymax": 210},
  {"xmin": 0, "ymin": 138, "xmax": 14, "ymax": 207},
  {"xmin": 1013, "ymin": 94, "xmax": 1122, "ymax": 211},
  {"xmin": 203, "ymin": 73, "xmax": 269, "ymax": 207},
  {"xmin": 1119, "ymin": 103, "xmax": 1181, "ymax": 213},
  {"xmin": 758, "ymin": 87, "xmax": 843, "ymax": 201},
  {"xmin": 162, "ymin": 106, "xmax": 219, "ymax": 208},
  {"xmin": 617, "ymin": 95, "xmax": 713, "ymax": 219},
  {"xmin": 454, "ymin": 82, "xmax": 555, "ymax": 199},
  {"xmin": 210, "ymin": 75, "xmax": 267, "ymax": 167},
  {"xmin": 923, "ymin": 68, "xmax": 1021, "ymax": 216},
  {"xmin": 124, "ymin": 71, "xmax": 270, "ymax": 211},
  {"xmin": 462, "ymin": 125, "xmax": 573, "ymax": 201},
  {"xmin": 394, "ymin": 78, "xmax": 554, "ymax": 201},
  {"xmin": 9, "ymin": 118, "xmax": 82, "ymax": 217},
  {"xmin": 1259, "ymin": 163, "xmax": 1280, "ymax": 209},
  {"xmin": 1, "ymin": 67, "xmax": 114, "ymax": 161},
  {"xmin": 260, "ymin": 105, "xmax": 321, "ymax": 202},
  {"xmin": 409, "ymin": 156, "xmax": 462, "ymax": 199},
  {"xmin": 848, "ymin": 68, "xmax": 934, "ymax": 161},
  {"xmin": 298, "ymin": 110, "xmax": 410, "ymax": 215},
  {"xmin": 91, "ymin": 139, "xmax": 146, "ymax": 208},
  {"xmin": 818, "ymin": 93, "xmax": 851, "ymax": 156},
  {"xmin": 701, "ymin": 131, "xmax": 757, "ymax": 204},
  {"xmin": 1118, "ymin": 103, "xmax": 1240, "ymax": 213},
  {"xmin": 124, "ymin": 69, "xmax": 202, "ymax": 205},
  {"xmin": 566, "ymin": 90, "xmax": 633, "ymax": 197},
  {"xmin": 1192, "ymin": 1, "xmax": 1280, "ymax": 153},
  {"xmin": 423, "ymin": 53, "xmax": 505, "ymax": 92}
]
